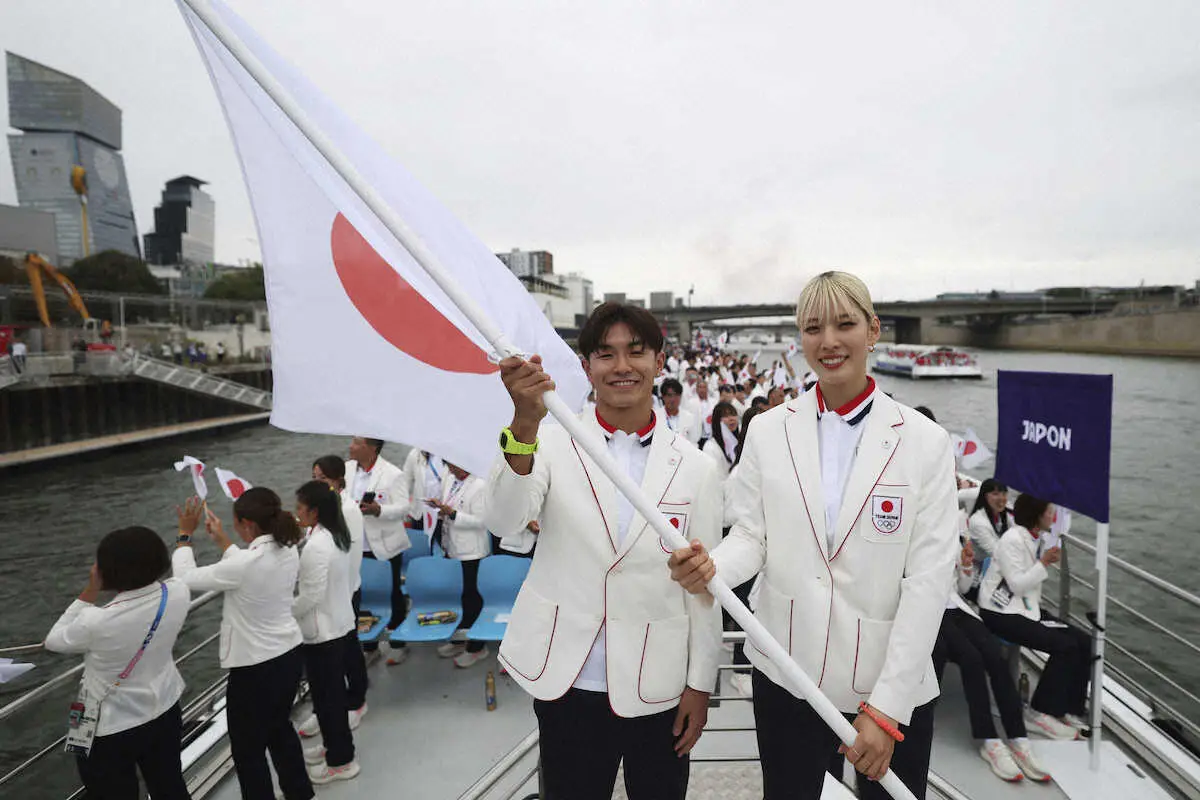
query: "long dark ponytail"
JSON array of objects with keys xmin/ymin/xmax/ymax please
[
  {"xmin": 296, "ymin": 480, "xmax": 351, "ymax": 552},
  {"xmin": 233, "ymin": 487, "xmax": 302, "ymax": 547}
]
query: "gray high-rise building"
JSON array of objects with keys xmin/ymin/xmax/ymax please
[
  {"xmin": 650, "ymin": 291, "xmax": 674, "ymax": 310},
  {"xmin": 6, "ymin": 52, "xmax": 139, "ymax": 264},
  {"xmin": 144, "ymin": 176, "xmax": 215, "ymax": 266}
]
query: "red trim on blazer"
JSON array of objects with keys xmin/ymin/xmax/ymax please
[
  {"xmin": 829, "ymin": 412, "xmax": 906, "ymax": 561},
  {"xmin": 571, "ymin": 439, "xmax": 617, "ymax": 554},
  {"xmin": 636, "ymin": 623, "xmax": 686, "ymax": 705},
  {"xmin": 784, "ymin": 415, "xmax": 836, "ymax": 685},
  {"xmin": 497, "ymin": 605, "xmax": 560, "ymax": 682}
]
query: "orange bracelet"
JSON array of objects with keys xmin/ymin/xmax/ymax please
[{"xmin": 858, "ymin": 702, "xmax": 905, "ymax": 743}]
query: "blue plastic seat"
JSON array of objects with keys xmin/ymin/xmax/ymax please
[
  {"xmin": 401, "ymin": 530, "xmax": 432, "ymax": 580},
  {"xmin": 389, "ymin": 557, "xmax": 464, "ymax": 643},
  {"xmin": 357, "ymin": 558, "xmax": 393, "ymax": 643},
  {"xmin": 467, "ymin": 556, "xmax": 533, "ymax": 642}
]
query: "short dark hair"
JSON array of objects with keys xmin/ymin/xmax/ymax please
[
  {"xmin": 96, "ymin": 526, "xmax": 170, "ymax": 591},
  {"xmin": 1012, "ymin": 493, "xmax": 1051, "ymax": 530},
  {"xmin": 660, "ymin": 378, "xmax": 683, "ymax": 397},
  {"xmin": 750, "ymin": 396, "xmax": 769, "ymax": 411},
  {"xmin": 914, "ymin": 405, "xmax": 936, "ymax": 422},
  {"xmin": 578, "ymin": 302, "xmax": 664, "ymax": 359},
  {"xmin": 719, "ymin": 384, "xmax": 734, "ymax": 394},
  {"xmin": 364, "ymin": 438, "xmax": 384, "ymax": 455}
]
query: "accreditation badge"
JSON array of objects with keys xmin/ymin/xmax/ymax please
[
  {"xmin": 64, "ymin": 683, "xmax": 101, "ymax": 756},
  {"xmin": 870, "ymin": 495, "xmax": 903, "ymax": 535}
]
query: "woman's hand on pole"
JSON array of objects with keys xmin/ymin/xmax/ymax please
[
  {"xmin": 1040, "ymin": 545, "xmax": 1062, "ymax": 566},
  {"xmin": 668, "ymin": 540, "xmax": 716, "ymax": 594},
  {"xmin": 204, "ymin": 506, "xmax": 233, "ymax": 550},
  {"xmin": 840, "ymin": 706, "xmax": 898, "ymax": 781}
]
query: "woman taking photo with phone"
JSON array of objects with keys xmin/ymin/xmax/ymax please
[
  {"xmin": 978, "ymin": 493, "xmax": 1091, "ymax": 740},
  {"xmin": 45, "ymin": 526, "xmax": 191, "ymax": 800},
  {"xmin": 174, "ymin": 489, "xmax": 313, "ymax": 800},
  {"xmin": 670, "ymin": 270, "xmax": 959, "ymax": 800}
]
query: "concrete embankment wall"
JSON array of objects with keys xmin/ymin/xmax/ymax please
[
  {"xmin": 0, "ymin": 369, "xmax": 272, "ymax": 454},
  {"xmin": 923, "ymin": 309, "xmax": 1200, "ymax": 358}
]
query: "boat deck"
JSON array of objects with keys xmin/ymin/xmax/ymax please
[{"xmin": 201, "ymin": 648, "xmax": 1180, "ymax": 800}]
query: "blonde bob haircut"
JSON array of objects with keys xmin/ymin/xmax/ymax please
[{"xmin": 795, "ymin": 270, "xmax": 876, "ymax": 330}]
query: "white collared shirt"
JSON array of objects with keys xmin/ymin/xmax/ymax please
[
  {"xmin": 573, "ymin": 420, "xmax": 653, "ymax": 693},
  {"xmin": 341, "ymin": 490, "xmax": 365, "ymax": 591},
  {"xmin": 44, "ymin": 578, "xmax": 191, "ymax": 736},
  {"xmin": 815, "ymin": 379, "xmax": 878, "ymax": 554},
  {"xmin": 173, "ymin": 535, "xmax": 303, "ymax": 668}
]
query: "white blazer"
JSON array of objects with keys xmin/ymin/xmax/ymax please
[
  {"xmin": 341, "ymin": 490, "xmax": 365, "ymax": 592},
  {"xmin": 400, "ymin": 449, "xmax": 446, "ymax": 521},
  {"xmin": 485, "ymin": 409, "xmax": 723, "ymax": 718},
  {"xmin": 978, "ymin": 525, "xmax": 1046, "ymax": 621},
  {"xmin": 441, "ymin": 473, "xmax": 490, "ymax": 561},
  {"xmin": 351, "ymin": 456, "xmax": 412, "ymax": 560},
  {"xmin": 173, "ymin": 536, "xmax": 304, "ymax": 669},
  {"xmin": 701, "ymin": 437, "xmax": 733, "ymax": 480},
  {"xmin": 714, "ymin": 391, "xmax": 958, "ymax": 724},
  {"xmin": 967, "ymin": 507, "xmax": 1012, "ymax": 559},
  {"xmin": 293, "ymin": 525, "xmax": 356, "ymax": 644}
]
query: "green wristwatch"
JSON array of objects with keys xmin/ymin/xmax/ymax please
[{"xmin": 499, "ymin": 427, "xmax": 539, "ymax": 455}]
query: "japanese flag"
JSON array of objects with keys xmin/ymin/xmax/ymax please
[
  {"xmin": 216, "ymin": 468, "xmax": 253, "ymax": 500},
  {"xmin": 177, "ymin": 0, "xmax": 588, "ymax": 475},
  {"xmin": 952, "ymin": 428, "xmax": 994, "ymax": 471},
  {"xmin": 174, "ymin": 456, "xmax": 208, "ymax": 499}
]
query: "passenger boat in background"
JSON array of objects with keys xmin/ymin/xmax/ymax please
[{"xmin": 874, "ymin": 344, "xmax": 984, "ymax": 379}]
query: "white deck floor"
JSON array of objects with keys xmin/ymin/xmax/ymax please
[{"xmin": 203, "ymin": 650, "xmax": 1181, "ymax": 800}]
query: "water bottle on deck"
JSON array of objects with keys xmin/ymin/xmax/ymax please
[
  {"xmin": 485, "ymin": 671, "xmax": 497, "ymax": 711},
  {"xmin": 1019, "ymin": 672, "xmax": 1031, "ymax": 708}
]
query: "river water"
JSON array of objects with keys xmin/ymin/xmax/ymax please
[{"xmin": 1, "ymin": 348, "xmax": 1197, "ymax": 795}]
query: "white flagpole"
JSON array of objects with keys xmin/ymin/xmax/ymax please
[
  {"xmin": 180, "ymin": 4, "xmax": 917, "ymax": 797},
  {"xmin": 1090, "ymin": 521, "xmax": 1110, "ymax": 769}
]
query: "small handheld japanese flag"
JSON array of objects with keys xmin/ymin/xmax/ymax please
[
  {"xmin": 953, "ymin": 429, "xmax": 994, "ymax": 470},
  {"xmin": 174, "ymin": 456, "xmax": 208, "ymax": 499},
  {"xmin": 216, "ymin": 468, "xmax": 253, "ymax": 500}
]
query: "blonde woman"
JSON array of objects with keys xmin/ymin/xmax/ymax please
[{"xmin": 670, "ymin": 271, "xmax": 958, "ymax": 800}]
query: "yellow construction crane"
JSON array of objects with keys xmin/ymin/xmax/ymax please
[
  {"xmin": 24, "ymin": 252, "xmax": 91, "ymax": 328},
  {"xmin": 71, "ymin": 165, "xmax": 90, "ymax": 257}
]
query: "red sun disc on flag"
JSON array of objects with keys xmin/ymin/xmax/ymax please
[
  {"xmin": 330, "ymin": 213, "xmax": 498, "ymax": 375},
  {"xmin": 227, "ymin": 479, "xmax": 247, "ymax": 499},
  {"xmin": 881, "ymin": 500, "xmax": 894, "ymax": 513},
  {"xmin": 962, "ymin": 441, "xmax": 978, "ymax": 456}
]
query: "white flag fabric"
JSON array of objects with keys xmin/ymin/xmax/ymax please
[
  {"xmin": 174, "ymin": 455, "xmax": 208, "ymax": 499},
  {"xmin": 952, "ymin": 428, "xmax": 994, "ymax": 471},
  {"xmin": 0, "ymin": 658, "xmax": 34, "ymax": 684},
  {"xmin": 717, "ymin": 332, "xmax": 729, "ymax": 350},
  {"xmin": 178, "ymin": 0, "xmax": 589, "ymax": 476},
  {"xmin": 215, "ymin": 468, "xmax": 253, "ymax": 500}
]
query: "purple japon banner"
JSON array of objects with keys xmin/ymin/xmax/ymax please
[{"xmin": 994, "ymin": 371, "xmax": 1113, "ymax": 523}]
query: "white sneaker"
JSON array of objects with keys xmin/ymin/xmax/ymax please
[
  {"xmin": 348, "ymin": 703, "xmax": 367, "ymax": 731},
  {"xmin": 308, "ymin": 760, "xmax": 361, "ymax": 784},
  {"xmin": 453, "ymin": 647, "xmax": 490, "ymax": 668},
  {"xmin": 1025, "ymin": 709, "xmax": 1079, "ymax": 740},
  {"xmin": 385, "ymin": 647, "xmax": 410, "ymax": 667},
  {"xmin": 302, "ymin": 744, "xmax": 326, "ymax": 765},
  {"xmin": 1008, "ymin": 739, "xmax": 1052, "ymax": 782},
  {"xmin": 295, "ymin": 713, "xmax": 320, "ymax": 738},
  {"xmin": 730, "ymin": 673, "xmax": 753, "ymax": 698},
  {"xmin": 437, "ymin": 641, "xmax": 467, "ymax": 659},
  {"xmin": 978, "ymin": 740, "xmax": 1023, "ymax": 782}
]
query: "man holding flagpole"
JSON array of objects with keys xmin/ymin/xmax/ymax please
[{"xmin": 485, "ymin": 303, "xmax": 722, "ymax": 800}]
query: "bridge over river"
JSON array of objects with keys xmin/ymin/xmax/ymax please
[{"xmin": 656, "ymin": 296, "xmax": 1120, "ymax": 345}]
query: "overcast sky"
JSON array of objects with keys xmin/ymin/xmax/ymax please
[{"xmin": 2, "ymin": 1, "xmax": 1198, "ymax": 303}]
